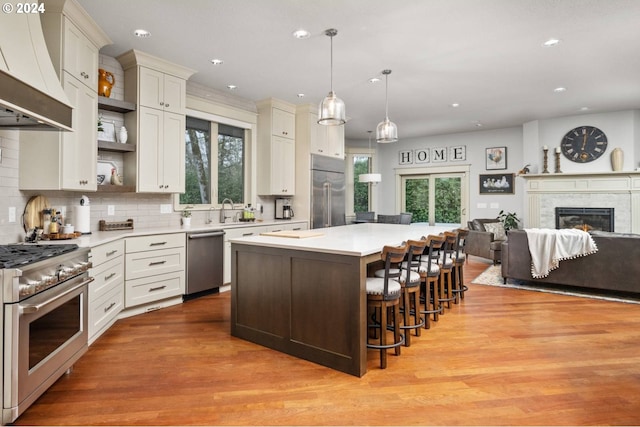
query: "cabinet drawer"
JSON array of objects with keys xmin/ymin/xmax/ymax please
[
  {"xmin": 126, "ymin": 233, "xmax": 185, "ymax": 253},
  {"xmin": 90, "ymin": 240, "xmax": 124, "ymax": 267},
  {"xmin": 89, "ymin": 285, "xmax": 123, "ymax": 340},
  {"xmin": 89, "ymin": 256, "xmax": 124, "ymax": 301},
  {"xmin": 125, "ymin": 247, "xmax": 185, "ymax": 280},
  {"xmin": 125, "ymin": 271, "xmax": 184, "ymax": 308}
]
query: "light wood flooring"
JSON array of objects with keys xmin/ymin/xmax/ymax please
[{"xmin": 14, "ymin": 257, "xmax": 640, "ymax": 426}]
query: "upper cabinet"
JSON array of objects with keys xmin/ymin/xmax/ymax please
[
  {"xmin": 296, "ymin": 104, "xmax": 345, "ymax": 160},
  {"xmin": 256, "ymin": 99, "xmax": 296, "ymax": 196},
  {"xmin": 19, "ymin": 0, "xmax": 111, "ymax": 192},
  {"xmin": 117, "ymin": 49, "xmax": 195, "ymax": 193}
]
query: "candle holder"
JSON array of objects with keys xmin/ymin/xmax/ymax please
[
  {"xmin": 542, "ymin": 148, "xmax": 550, "ymax": 173},
  {"xmin": 554, "ymin": 151, "xmax": 562, "ymax": 173}
]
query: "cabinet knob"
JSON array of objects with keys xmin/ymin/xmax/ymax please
[
  {"xmin": 165, "ymin": 103, "xmax": 170, "ymax": 108},
  {"xmin": 160, "ymin": 102, "xmax": 165, "ymax": 106}
]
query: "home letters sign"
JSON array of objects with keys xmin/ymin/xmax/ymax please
[{"xmin": 398, "ymin": 145, "xmax": 466, "ymax": 165}]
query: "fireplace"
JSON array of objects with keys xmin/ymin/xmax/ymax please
[{"xmin": 555, "ymin": 207, "xmax": 614, "ymax": 232}]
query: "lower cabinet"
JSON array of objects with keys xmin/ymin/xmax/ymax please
[
  {"xmin": 124, "ymin": 233, "xmax": 185, "ymax": 311},
  {"xmin": 88, "ymin": 240, "xmax": 125, "ymax": 344}
]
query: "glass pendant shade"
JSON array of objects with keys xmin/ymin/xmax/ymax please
[
  {"xmin": 358, "ymin": 173, "xmax": 381, "ymax": 183},
  {"xmin": 318, "ymin": 91, "xmax": 346, "ymax": 125},
  {"xmin": 376, "ymin": 118, "xmax": 398, "ymax": 143},
  {"xmin": 318, "ymin": 29, "xmax": 346, "ymax": 126}
]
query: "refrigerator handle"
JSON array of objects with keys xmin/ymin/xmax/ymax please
[{"xmin": 323, "ymin": 182, "xmax": 330, "ymax": 227}]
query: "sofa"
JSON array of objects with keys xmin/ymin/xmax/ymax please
[
  {"xmin": 501, "ymin": 229, "xmax": 640, "ymax": 294},
  {"xmin": 465, "ymin": 218, "xmax": 507, "ymax": 264}
]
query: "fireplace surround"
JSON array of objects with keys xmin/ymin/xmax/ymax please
[{"xmin": 522, "ymin": 172, "xmax": 640, "ymax": 233}]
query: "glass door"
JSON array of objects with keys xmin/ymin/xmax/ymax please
[{"xmin": 401, "ymin": 173, "xmax": 466, "ymax": 226}]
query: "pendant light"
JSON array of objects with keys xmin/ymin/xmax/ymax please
[
  {"xmin": 359, "ymin": 131, "xmax": 381, "ymax": 183},
  {"xmin": 376, "ymin": 69, "xmax": 398, "ymax": 143},
  {"xmin": 318, "ymin": 28, "xmax": 346, "ymax": 126}
]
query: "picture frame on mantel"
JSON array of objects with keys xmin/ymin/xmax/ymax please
[
  {"xmin": 485, "ymin": 146, "xmax": 507, "ymax": 170},
  {"xmin": 97, "ymin": 120, "xmax": 116, "ymax": 143},
  {"xmin": 479, "ymin": 173, "xmax": 515, "ymax": 194}
]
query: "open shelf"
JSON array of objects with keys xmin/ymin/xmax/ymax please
[
  {"xmin": 98, "ymin": 96, "xmax": 136, "ymax": 113},
  {"xmin": 98, "ymin": 140, "xmax": 136, "ymax": 152}
]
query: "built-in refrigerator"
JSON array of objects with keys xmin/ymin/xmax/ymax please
[{"xmin": 311, "ymin": 154, "xmax": 346, "ymax": 229}]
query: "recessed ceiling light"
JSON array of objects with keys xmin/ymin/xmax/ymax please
[
  {"xmin": 553, "ymin": 87, "xmax": 567, "ymax": 93},
  {"xmin": 579, "ymin": 106, "xmax": 590, "ymax": 111},
  {"xmin": 369, "ymin": 77, "xmax": 381, "ymax": 83},
  {"xmin": 227, "ymin": 85, "xmax": 237, "ymax": 90},
  {"xmin": 210, "ymin": 59, "xmax": 224, "ymax": 65},
  {"xmin": 451, "ymin": 103, "xmax": 460, "ymax": 108},
  {"xmin": 471, "ymin": 120, "xmax": 483, "ymax": 127},
  {"xmin": 133, "ymin": 29, "xmax": 151, "ymax": 38},
  {"xmin": 297, "ymin": 93, "xmax": 305, "ymax": 98},
  {"xmin": 292, "ymin": 29, "xmax": 311, "ymax": 39},
  {"xmin": 542, "ymin": 38, "xmax": 561, "ymax": 47}
]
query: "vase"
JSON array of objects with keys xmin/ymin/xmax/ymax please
[
  {"xmin": 181, "ymin": 217, "xmax": 191, "ymax": 227},
  {"xmin": 118, "ymin": 126, "xmax": 128, "ymax": 144},
  {"xmin": 611, "ymin": 147, "xmax": 623, "ymax": 171}
]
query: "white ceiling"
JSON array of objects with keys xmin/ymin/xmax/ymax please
[{"xmin": 76, "ymin": 0, "xmax": 640, "ymax": 141}]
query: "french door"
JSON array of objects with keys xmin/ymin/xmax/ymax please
[{"xmin": 400, "ymin": 171, "xmax": 467, "ymax": 226}]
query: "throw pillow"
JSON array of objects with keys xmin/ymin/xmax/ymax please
[{"xmin": 484, "ymin": 222, "xmax": 506, "ymax": 240}]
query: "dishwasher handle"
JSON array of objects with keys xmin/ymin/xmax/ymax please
[{"xmin": 188, "ymin": 231, "xmax": 225, "ymax": 239}]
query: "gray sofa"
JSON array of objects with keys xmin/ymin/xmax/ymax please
[{"xmin": 501, "ymin": 229, "xmax": 640, "ymax": 294}]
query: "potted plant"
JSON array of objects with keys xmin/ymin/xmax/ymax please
[
  {"xmin": 181, "ymin": 208, "xmax": 192, "ymax": 227},
  {"xmin": 498, "ymin": 210, "xmax": 520, "ymax": 231}
]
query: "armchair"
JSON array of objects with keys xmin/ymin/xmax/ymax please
[{"xmin": 464, "ymin": 218, "xmax": 507, "ymax": 264}]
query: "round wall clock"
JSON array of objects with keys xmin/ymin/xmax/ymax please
[{"xmin": 560, "ymin": 126, "xmax": 608, "ymax": 163}]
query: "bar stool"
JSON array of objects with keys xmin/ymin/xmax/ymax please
[
  {"xmin": 438, "ymin": 231, "xmax": 457, "ymax": 312},
  {"xmin": 384, "ymin": 239, "xmax": 426, "ymax": 346},
  {"xmin": 451, "ymin": 228, "xmax": 469, "ymax": 304},
  {"xmin": 366, "ymin": 244, "xmax": 406, "ymax": 369},
  {"xmin": 419, "ymin": 234, "xmax": 444, "ymax": 328}
]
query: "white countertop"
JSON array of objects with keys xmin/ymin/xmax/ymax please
[
  {"xmin": 32, "ymin": 220, "xmax": 308, "ymax": 248},
  {"xmin": 229, "ymin": 223, "xmax": 458, "ymax": 257}
]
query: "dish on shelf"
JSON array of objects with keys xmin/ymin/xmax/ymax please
[
  {"xmin": 97, "ymin": 160, "xmax": 117, "ymax": 185},
  {"xmin": 97, "ymin": 174, "xmax": 106, "ymax": 185}
]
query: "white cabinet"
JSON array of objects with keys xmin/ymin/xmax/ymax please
[
  {"xmin": 19, "ymin": 1, "xmax": 110, "ymax": 191},
  {"xmin": 133, "ymin": 106, "xmax": 185, "ymax": 192},
  {"xmin": 256, "ymin": 99, "xmax": 296, "ymax": 195},
  {"xmin": 124, "ymin": 233, "xmax": 185, "ymax": 309},
  {"xmin": 118, "ymin": 49, "xmax": 195, "ymax": 194},
  {"xmin": 298, "ymin": 104, "xmax": 345, "ymax": 159},
  {"xmin": 138, "ymin": 66, "xmax": 186, "ymax": 114},
  {"xmin": 88, "ymin": 240, "xmax": 124, "ymax": 344}
]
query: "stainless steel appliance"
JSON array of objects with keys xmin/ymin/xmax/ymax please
[
  {"xmin": 311, "ymin": 155, "xmax": 346, "ymax": 229},
  {"xmin": 185, "ymin": 230, "xmax": 225, "ymax": 298},
  {"xmin": 0, "ymin": 244, "xmax": 92, "ymax": 424},
  {"xmin": 275, "ymin": 198, "xmax": 294, "ymax": 220}
]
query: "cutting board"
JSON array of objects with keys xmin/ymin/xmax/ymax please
[
  {"xmin": 23, "ymin": 195, "xmax": 51, "ymax": 231},
  {"xmin": 260, "ymin": 230, "xmax": 325, "ymax": 239}
]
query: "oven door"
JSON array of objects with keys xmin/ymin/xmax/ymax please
[{"xmin": 3, "ymin": 273, "xmax": 91, "ymax": 423}]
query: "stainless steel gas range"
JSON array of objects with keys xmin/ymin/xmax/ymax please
[{"xmin": 0, "ymin": 244, "xmax": 92, "ymax": 424}]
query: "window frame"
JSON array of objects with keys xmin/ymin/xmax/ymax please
[
  {"xmin": 174, "ymin": 107, "xmax": 255, "ymax": 212},
  {"xmin": 345, "ymin": 147, "xmax": 378, "ymax": 217}
]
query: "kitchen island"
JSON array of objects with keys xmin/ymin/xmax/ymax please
[{"xmin": 229, "ymin": 222, "xmax": 455, "ymax": 376}]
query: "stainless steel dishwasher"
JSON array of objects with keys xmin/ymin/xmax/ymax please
[{"xmin": 185, "ymin": 230, "xmax": 225, "ymax": 298}]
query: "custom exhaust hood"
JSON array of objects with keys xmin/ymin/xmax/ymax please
[{"xmin": 0, "ymin": 6, "xmax": 72, "ymax": 131}]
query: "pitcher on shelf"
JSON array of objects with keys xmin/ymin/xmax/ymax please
[{"xmin": 98, "ymin": 68, "xmax": 115, "ymax": 98}]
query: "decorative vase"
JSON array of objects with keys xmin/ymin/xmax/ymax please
[
  {"xmin": 611, "ymin": 147, "xmax": 624, "ymax": 171},
  {"xmin": 181, "ymin": 217, "xmax": 191, "ymax": 227},
  {"xmin": 118, "ymin": 126, "xmax": 128, "ymax": 144},
  {"xmin": 98, "ymin": 69, "xmax": 115, "ymax": 98}
]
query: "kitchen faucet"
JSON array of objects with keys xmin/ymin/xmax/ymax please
[{"xmin": 220, "ymin": 198, "xmax": 234, "ymax": 223}]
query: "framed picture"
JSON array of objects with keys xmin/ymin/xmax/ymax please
[
  {"xmin": 485, "ymin": 146, "xmax": 507, "ymax": 170},
  {"xmin": 479, "ymin": 173, "xmax": 515, "ymax": 194},
  {"xmin": 97, "ymin": 120, "xmax": 116, "ymax": 143}
]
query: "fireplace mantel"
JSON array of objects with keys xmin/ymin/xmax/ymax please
[{"xmin": 521, "ymin": 171, "xmax": 640, "ymax": 233}]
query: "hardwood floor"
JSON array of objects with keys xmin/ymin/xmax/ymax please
[{"xmin": 14, "ymin": 257, "xmax": 640, "ymax": 426}]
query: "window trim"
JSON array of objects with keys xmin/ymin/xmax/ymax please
[
  {"xmin": 174, "ymin": 107, "xmax": 256, "ymax": 211},
  {"xmin": 345, "ymin": 147, "xmax": 378, "ymax": 217}
]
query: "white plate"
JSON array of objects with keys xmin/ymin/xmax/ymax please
[{"xmin": 97, "ymin": 161, "xmax": 117, "ymax": 185}]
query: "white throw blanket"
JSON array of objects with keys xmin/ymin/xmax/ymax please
[{"xmin": 524, "ymin": 228, "xmax": 598, "ymax": 278}]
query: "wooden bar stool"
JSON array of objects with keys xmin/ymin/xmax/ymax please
[
  {"xmin": 392, "ymin": 239, "xmax": 426, "ymax": 346},
  {"xmin": 438, "ymin": 231, "xmax": 457, "ymax": 312},
  {"xmin": 419, "ymin": 235, "xmax": 444, "ymax": 328},
  {"xmin": 367, "ymin": 244, "xmax": 406, "ymax": 369},
  {"xmin": 451, "ymin": 228, "xmax": 469, "ymax": 303}
]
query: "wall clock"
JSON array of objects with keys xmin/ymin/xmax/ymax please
[{"xmin": 560, "ymin": 126, "xmax": 608, "ymax": 163}]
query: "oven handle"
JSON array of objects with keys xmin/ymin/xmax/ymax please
[{"xmin": 19, "ymin": 276, "xmax": 94, "ymax": 314}]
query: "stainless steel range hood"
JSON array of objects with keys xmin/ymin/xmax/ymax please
[{"xmin": 0, "ymin": 5, "xmax": 73, "ymax": 131}]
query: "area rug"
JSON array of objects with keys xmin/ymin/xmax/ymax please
[{"xmin": 471, "ymin": 265, "xmax": 640, "ymax": 304}]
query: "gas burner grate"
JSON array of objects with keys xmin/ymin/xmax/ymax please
[{"xmin": 0, "ymin": 244, "xmax": 78, "ymax": 268}]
